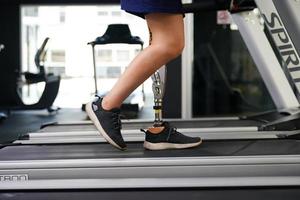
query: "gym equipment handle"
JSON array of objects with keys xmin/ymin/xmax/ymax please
[{"xmin": 182, "ymin": 0, "xmax": 256, "ymax": 13}]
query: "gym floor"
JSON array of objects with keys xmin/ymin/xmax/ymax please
[
  {"xmin": 0, "ymin": 95, "xmax": 154, "ymax": 144},
  {"xmin": 0, "ymin": 109, "xmax": 86, "ymax": 143}
]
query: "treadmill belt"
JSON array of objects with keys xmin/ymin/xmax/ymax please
[
  {"xmin": 40, "ymin": 119, "xmax": 262, "ymax": 132},
  {"xmin": 0, "ymin": 139, "xmax": 299, "ymax": 161}
]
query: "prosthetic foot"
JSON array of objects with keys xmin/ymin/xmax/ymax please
[{"xmin": 142, "ymin": 66, "xmax": 202, "ymax": 150}]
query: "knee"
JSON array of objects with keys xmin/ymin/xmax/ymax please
[
  {"xmin": 155, "ymin": 39, "xmax": 185, "ymax": 60},
  {"xmin": 166, "ymin": 40, "xmax": 185, "ymax": 59}
]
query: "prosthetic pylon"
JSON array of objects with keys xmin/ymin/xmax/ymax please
[{"xmin": 151, "ymin": 65, "xmax": 167, "ymax": 127}]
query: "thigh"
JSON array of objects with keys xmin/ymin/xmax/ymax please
[{"xmin": 145, "ymin": 13, "xmax": 184, "ymax": 45}]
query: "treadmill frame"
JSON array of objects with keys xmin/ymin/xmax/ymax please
[
  {"xmin": 1, "ymin": 0, "xmax": 300, "ymax": 192},
  {"xmin": 1, "ymin": 155, "xmax": 300, "ymax": 190}
]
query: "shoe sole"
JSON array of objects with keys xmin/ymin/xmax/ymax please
[
  {"xmin": 143, "ymin": 139, "xmax": 202, "ymax": 150},
  {"xmin": 86, "ymin": 102, "xmax": 125, "ymax": 150}
]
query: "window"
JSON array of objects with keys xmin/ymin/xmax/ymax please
[
  {"xmin": 21, "ymin": 5, "xmax": 149, "ymax": 108},
  {"xmin": 111, "ymin": 11, "xmax": 121, "ymax": 17},
  {"xmin": 59, "ymin": 11, "xmax": 66, "ymax": 23},
  {"xmin": 24, "ymin": 7, "xmax": 38, "ymax": 17},
  {"xmin": 51, "ymin": 50, "xmax": 65, "ymax": 62},
  {"xmin": 47, "ymin": 66, "xmax": 66, "ymax": 76},
  {"xmin": 107, "ymin": 66, "xmax": 121, "ymax": 78},
  {"xmin": 116, "ymin": 50, "xmax": 130, "ymax": 61},
  {"xmin": 97, "ymin": 49, "xmax": 112, "ymax": 62},
  {"xmin": 98, "ymin": 11, "xmax": 108, "ymax": 16}
]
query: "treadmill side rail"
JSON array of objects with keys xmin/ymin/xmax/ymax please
[{"xmin": 1, "ymin": 155, "xmax": 300, "ymax": 190}]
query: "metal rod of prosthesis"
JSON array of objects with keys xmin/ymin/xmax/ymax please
[{"xmin": 151, "ymin": 67, "xmax": 166, "ymax": 127}]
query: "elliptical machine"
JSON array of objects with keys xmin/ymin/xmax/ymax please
[
  {"xmin": 0, "ymin": 43, "xmax": 7, "ymax": 121},
  {"xmin": 0, "ymin": 37, "xmax": 61, "ymax": 114}
]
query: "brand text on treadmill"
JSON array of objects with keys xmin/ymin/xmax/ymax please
[
  {"xmin": 262, "ymin": 12, "xmax": 300, "ymax": 83},
  {"xmin": 0, "ymin": 174, "xmax": 28, "ymax": 182}
]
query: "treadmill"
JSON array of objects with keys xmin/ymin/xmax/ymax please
[
  {"xmin": 1, "ymin": 0, "xmax": 300, "ymax": 199},
  {"xmin": 14, "ymin": 0, "xmax": 300, "ymax": 145}
]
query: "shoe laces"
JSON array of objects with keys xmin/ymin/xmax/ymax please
[
  {"xmin": 167, "ymin": 126, "xmax": 179, "ymax": 141},
  {"xmin": 112, "ymin": 112, "xmax": 122, "ymax": 130},
  {"xmin": 140, "ymin": 121, "xmax": 179, "ymax": 142},
  {"xmin": 162, "ymin": 122, "xmax": 176, "ymax": 138}
]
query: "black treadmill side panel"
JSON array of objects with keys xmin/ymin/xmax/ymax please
[
  {"xmin": 1, "ymin": 140, "xmax": 300, "ymax": 161},
  {"xmin": 1, "ymin": 187, "xmax": 300, "ymax": 200}
]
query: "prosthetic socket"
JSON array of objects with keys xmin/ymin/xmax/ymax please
[{"xmin": 151, "ymin": 66, "xmax": 166, "ymax": 127}]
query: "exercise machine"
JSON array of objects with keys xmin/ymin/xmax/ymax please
[
  {"xmin": 87, "ymin": 24, "xmax": 145, "ymax": 118},
  {"xmin": 0, "ymin": 43, "xmax": 7, "ymax": 121},
  {"xmin": 1, "ymin": 0, "xmax": 300, "ymax": 199},
  {"xmin": 30, "ymin": 0, "xmax": 300, "ymax": 143},
  {"xmin": 0, "ymin": 37, "xmax": 60, "ymax": 113}
]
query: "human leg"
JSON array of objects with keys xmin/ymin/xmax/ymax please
[
  {"xmin": 102, "ymin": 13, "xmax": 185, "ymax": 110},
  {"xmin": 86, "ymin": 13, "xmax": 201, "ymax": 150},
  {"xmin": 86, "ymin": 13, "xmax": 184, "ymax": 150}
]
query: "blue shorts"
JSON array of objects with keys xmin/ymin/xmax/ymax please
[{"xmin": 121, "ymin": 0, "xmax": 184, "ymax": 19}]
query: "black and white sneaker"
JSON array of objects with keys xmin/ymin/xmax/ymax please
[
  {"xmin": 86, "ymin": 96, "xmax": 126, "ymax": 150},
  {"xmin": 141, "ymin": 122, "xmax": 202, "ymax": 150}
]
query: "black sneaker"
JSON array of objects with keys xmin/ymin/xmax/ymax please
[
  {"xmin": 86, "ymin": 96, "xmax": 126, "ymax": 150},
  {"xmin": 141, "ymin": 122, "xmax": 202, "ymax": 150}
]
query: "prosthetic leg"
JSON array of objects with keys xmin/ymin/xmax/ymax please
[{"xmin": 151, "ymin": 65, "xmax": 167, "ymax": 127}]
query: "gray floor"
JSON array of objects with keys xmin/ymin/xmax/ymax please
[
  {"xmin": 0, "ymin": 100, "xmax": 153, "ymax": 144},
  {"xmin": 0, "ymin": 109, "xmax": 85, "ymax": 143}
]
